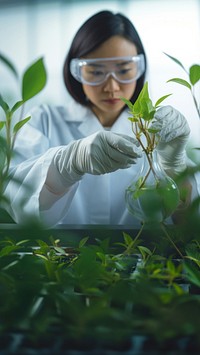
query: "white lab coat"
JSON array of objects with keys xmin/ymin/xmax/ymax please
[
  {"xmin": 4, "ymin": 99, "xmax": 199, "ymax": 228},
  {"xmin": 4, "ymin": 99, "xmax": 144, "ymax": 227}
]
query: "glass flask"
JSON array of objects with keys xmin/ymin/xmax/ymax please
[{"xmin": 125, "ymin": 151, "xmax": 180, "ymax": 223}]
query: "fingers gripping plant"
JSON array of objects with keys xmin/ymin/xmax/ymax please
[
  {"xmin": 0, "ymin": 53, "xmax": 47, "ymax": 200},
  {"xmin": 122, "ymin": 82, "xmax": 171, "ymax": 188},
  {"xmin": 121, "ymin": 83, "xmax": 180, "ymax": 224}
]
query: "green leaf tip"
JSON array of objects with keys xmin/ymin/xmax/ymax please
[
  {"xmin": 0, "ymin": 52, "xmax": 19, "ymax": 79},
  {"xmin": 22, "ymin": 57, "xmax": 47, "ymax": 102},
  {"xmin": 163, "ymin": 52, "xmax": 186, "ymax": 72},
  {"xmin": 189, "ymin": 64, "xmax": 200, "ymax": 85},
  {"xmin": 167, "ymin": 78, "xmax": 191, "ymax": 90}
]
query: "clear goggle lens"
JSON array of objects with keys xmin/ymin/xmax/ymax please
[{"xmin": 70, "ymin": 55, "xmax": 145, "ymax": 86}]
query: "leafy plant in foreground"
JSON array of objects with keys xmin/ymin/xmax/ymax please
[
  {"xmin": 121, "ymin": 82, "xmax": 171, "ymax": 189},
  {"xmin": 121, "ymin": 82, "xmax": 180, "ymax": 225},
  {"xmin": 0, "ymin": 234, "xmax": 199, "ymax": 352},
  {"xmin": 165, "ymin": 53, "xmax": 200, "ymax": 119},
  {"xmin": 0, "ymin": 53, "xmax": 47, "ymax": 202}
]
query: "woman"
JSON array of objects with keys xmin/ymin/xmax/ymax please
[{"xmin": 4, "ymin": 10, "xmax": 191, "ymax": 227}]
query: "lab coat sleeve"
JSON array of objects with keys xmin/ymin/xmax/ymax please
[
  {"xmin": 3, "ymin": 104, "xmax": 80, "ymax": 227},
  {"xmin": 4, "ymin": 147, "xmax": 79, "ymax": 227}
]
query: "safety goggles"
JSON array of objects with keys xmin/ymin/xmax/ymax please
[{"xmin": 70, "ymin": 55, "xmax": 145, "ymax": 86}]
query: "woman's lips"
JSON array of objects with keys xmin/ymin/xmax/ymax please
[{"xmin": 103, "ymin": 98, "xmax": 121, "ymax": 104}]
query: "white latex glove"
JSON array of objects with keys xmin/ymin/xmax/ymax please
[
  {"xmin": 40, "ymin": 131, "xmax": 142, "ymax": 210},
  {"xmin": 152, "ymin": 106, "xmax": 190, "ymax": 174},
  {"xmin": 49, "ymin": 131, "xmax": 142, "ymax": 190}
]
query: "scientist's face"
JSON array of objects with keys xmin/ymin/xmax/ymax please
[{"xmin": 82, "ymin": 35, "xmax": 138, "ymax": 127}]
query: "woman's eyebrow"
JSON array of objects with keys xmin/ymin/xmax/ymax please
[
  {"xmin": 116, "ymin": 60, "xmax": 132, "ymax": 67},
  {"xmin": 87, "ymin": 61, "xmax": 132, "ymax": 68},
  {"xmin": 87, "ymin": 63, "xmax": 105, "ymax": 68}
]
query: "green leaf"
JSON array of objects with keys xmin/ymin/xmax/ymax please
[
  {"xmin": 0, "ymin": 121, "xmax": 6, "ymax": 130},
  {"xmin": 13, "ymin": 116, "xmax": 31, "ymax": 134},
  {"xmin": 0, "ymin": 52, "xmax": 18, "ymax": 79},
  {"xmin": 128, "ymin": 116, "xmax": 138, "ymax": 122},
  {"xmin": 97, "ymin": 237, "xmax": 110, "ymax": 253},
  {"xmin": 0, "ymin": 95, "xmax": 10, "ymax": 113},
  {"xmin": 120, "ymin": 97, "xmax": 133, "ymax": 111},
  {"xmin": 131, "ymin": 83, "xmax": 147, "ymax": 115},
  {"xmin": 164, "ymin": 52, "xmax": 186, "ymax": 71},
  {"xmin": 185, "ymin": 243, "xmax": 200, "ymax": 267},
  {"xmin": 54, "ymin": 246, "xmax": 66, "ymax": 255},
  {"xmin": 147, "ymin": 127, "xmax": 160, "ymax": 134},
  {"xmin": 137, "ymin": 245, "xmax": 152, "ymax": 259},
  {"xmin": 96, "ymin": 252, "xmax": 106, "ymax": 263},
  {"xmin": 79, "ymin": 236, "xmax": 89, "ymax": 248},
  {"xmin": 34, "ymin": 253, "xmax": 48, "ymax": 261},
  {"xmin": 167, "ymin": 78, "xmax": 191, "ymax": 90},
  {"xmin": 16, "ymin": 239, "xmax": 30, "ymax": 246},
  {"xmin": 123, "ymin": 232, "xmax": 133, "ymax": 246},
  {"xmin": 132, "ymin": 82, "xmax": 155, "ymax": 120},
  {"xmin": 0, "ymin": 245, "xmax": 19, "ymax": 257},
  {"xmin": 155, "ymin": 94, "xmax": 172, "ymax": 107},
  {"xmin": 22, "ymin": 57, "xmax": 47, "ymax": 102},
  {"xmin": 166, "ymin": 259, "xmax": 176, "ymax": 274},
  {"xmin": 11, "ymin": 100, "xmax": 24, "ymax": 113},
  {"xmin": 172, "ymin": 282, "xmax": 185, "ymax": 295},
  {"xmin": 189, "ymin": 64, "xmax": 200, "ymax": 85},
  {"xmin": 184, "ymin": 260, "xmax": 200, "ymax": 287},
  {"xmin": 146, "ymin": 108, "xmax": 156, "ymax": 120},
  {"xmin": 37, "ymin": 239, "xmax": 50, "ymax": 248},
  {"xmin": 185, "ymin": 256, "xmax": 200, "ymax": 268}
]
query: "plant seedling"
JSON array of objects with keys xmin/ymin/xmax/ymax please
[
  {"xmin": 0, "ymin": 53, "xmax": 47, "ymax": 200},
  {"xmin": 164, "ymin": 53, "xmax": 200, "ymax": 119},
  {"xmin": 121, "ymin": 82, "xmax": 171, "ymax": 188}
]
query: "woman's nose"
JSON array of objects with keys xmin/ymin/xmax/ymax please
[{"xmin": 103, "ymin": 74, "xmax": 120, "ymax": 91}]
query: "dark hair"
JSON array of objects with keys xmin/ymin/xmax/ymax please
[{"xmin": 63, "ymin": 10, "xmax": 147, "ymax": 106}]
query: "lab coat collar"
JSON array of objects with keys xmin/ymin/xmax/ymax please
[
  {"xmin": 64, "ymin": 99, "xmax": 103, "ymax": 136},
  {"xmin": 110, "ymin": 110, "xmax": 132, "ymax": 136},
  {"xmin": 64, "ymin": 99, "xmax": 132, "ymax": 137}
]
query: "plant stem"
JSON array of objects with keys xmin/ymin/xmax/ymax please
[
  {"xmin": 3, "ymin": 112, "xmax": 12, "ymax": 179},
  {"xmin": 138, "ymin": 149, "xmax": 159, "ymax": 189},
  {"xmin": 160, "ymin": 222, "xmax": 184, "ymax": 258},
  {"xmin": 131, "ymin": 120, "xmax": 159, "ymax": 189},
  {"xmin": 123, "ymin": 223, "xmax": 145, "ymax": 255},
  {"xmin": 191, "ymin": 88, "xmax": 200, "ymax": 119}
]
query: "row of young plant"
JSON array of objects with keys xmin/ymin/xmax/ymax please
[{"xmin": 0, "ymin": 230, "xmax": 199, "ymax": 351}]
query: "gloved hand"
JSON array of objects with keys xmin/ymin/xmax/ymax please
[
  {"xmin": 152, "ymin": 106, "xmax": 190, "ymax": 174},
  {"xmin": 52, "ymin": 130, "xmax": 142, "ymax": 188}
]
